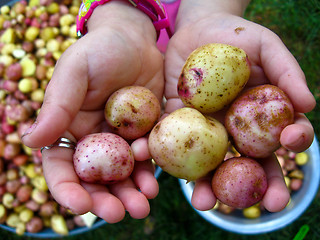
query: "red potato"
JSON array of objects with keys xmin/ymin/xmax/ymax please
[
  {"xmin": 16, "ymin": 184, "xmax": 33, "ymax": 203},
  {"xmin": 26, "ymin": 216, "xmax": 44, "ymax": 233},
  {"xmin": 104, "ymin": 86, "xmax": 161, "ymax": 140},
  {"xmin": 290, "ymin": 178, "xmax": 303, "ymax": 191},
  {"xmin": 212, "ymin": 157, "xmax": 267, "ymax": 209},
  {"xmin": 225, "ymin": 84, "xmax": 294, "ymax": 158},
  {"xmin": 6, "ymin": 63, "xmax": 23, "ymax": 81},
  {"xmin": 73, "ymin": 133, "xmax": 134, "ymax": 184},
  {"xmin": 5, "ymin": 179, "xmax": 21, "ymax": 193}
]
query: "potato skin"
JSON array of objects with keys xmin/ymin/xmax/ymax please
[
  {"xmin": 148, "ymin": 107, "xmax": 228, "ymax": 181},
  {"xmin": 104, "ymin": 86, "xmax": 161, "ymax": 140},
  {"xmin": 212, "ymin": 157, "xmax": 267, "ymax": 209},
  {"xmin": 178, "ymin": 43, "xmax": 250, "ymax": 113},
  {"xmin": 225, "ymin": 84, "xmax": 294, "ymax": 158},
  {"xmin": 73, "ymin": 133, "xmax": 134, "ymax": 184}
]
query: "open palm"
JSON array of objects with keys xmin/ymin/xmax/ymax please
[
  {"xmin": 164, "ymin": 13, "xmax": 315, "ymax": 212},
  {"xmin": 22, "ymin": 5, "xmax": 164, "ymax": 223}
]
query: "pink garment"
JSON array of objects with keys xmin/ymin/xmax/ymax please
[{"xmin": 157, "ymin": 0, "xmax": 181, "ymax": 53}]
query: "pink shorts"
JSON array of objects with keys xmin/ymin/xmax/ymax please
[{"xmin": 157, "ymin": 0, "xmax": 181, "ymax": 52}]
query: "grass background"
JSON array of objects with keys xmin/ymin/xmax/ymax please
[{"xmin": 1, "ymin": 0, "xmax": 320, "ymax": 239}]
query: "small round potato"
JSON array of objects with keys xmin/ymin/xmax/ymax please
[
  {"xmin": 212, "ymin": 157, "xmax": 267, "ymax": 209},
  {"xmin": 73, "ymin": 133, "xmax": 134, "ymax": 184},
  {"xmin": 225, "ymin": 84, "xmax": 294, "ymax": 158},
  {"xmin": 105, "ymin": 86, "xmax": 161, "ymax": 140}
]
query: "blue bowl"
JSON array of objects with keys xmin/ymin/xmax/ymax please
[
  {"xmin": 179, "ymin": 136, "xmax": 320, "ymax": 234},
  {"xmin": 3, "ymin": 0, "xmax": 19, "ymax": 5}
]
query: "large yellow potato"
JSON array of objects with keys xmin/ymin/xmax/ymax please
[
  {"xmin": 148, "ymin": 107, "xmax": 228, "ymax": 181},
  {"xmin": 178, "ymin": 43, "xmax": 250, "ymax": 113}
]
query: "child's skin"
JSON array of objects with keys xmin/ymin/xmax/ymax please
[
  {"xmin": 22, "ymin": 0, "xmax": 316, "ymax": 223},
  {"xmin": 164, "ymin": 0, "xmax": 315, "ymax": 212}
]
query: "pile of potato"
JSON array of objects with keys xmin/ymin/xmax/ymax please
[{"xmin": 0, "ymin": 0, "xmax": 97, "ymax": 235}]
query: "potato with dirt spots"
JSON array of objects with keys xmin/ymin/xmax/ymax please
[
  {"xmin": 225, "ymin": 84, "xmax": 294, "ymax": 158},
  {"xmin": 104, "ymin": 86, "xmax": 161, "ymax": 140},
  {"xmin": 73, "ymin": 133, "xmax": 134, "ymax": 184},
  {"xmin": 148, "ymin": 107, "xmax": 228, "ymax": 182},
  {"xmin": 212, "ymin": 157, "xmax": 267, "ymax": 209},
  {"xmin": 177, "ymin": 43, "xmax": 250, "ymax": 113}
]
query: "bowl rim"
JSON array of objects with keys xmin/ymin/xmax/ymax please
[
  {"xmin": 2, "ymin": 0, "xmax": 21, "ymax": 5},
  {"xmin": 179, "ymin": 136, "xmax": 320, "ymax": 234}
]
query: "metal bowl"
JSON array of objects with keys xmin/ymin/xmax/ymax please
[{"xmin": 179, "ymin": 136, "xmax": 320, "ymax": 234}]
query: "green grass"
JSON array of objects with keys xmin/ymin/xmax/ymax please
[{"xmin": 1, "ymin": 0, "xmax": 320, "ymax": 239}]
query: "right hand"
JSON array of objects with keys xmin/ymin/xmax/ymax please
[{"xmin": 164, "ymin": 4, "xmax": 315, "ymax": 213}]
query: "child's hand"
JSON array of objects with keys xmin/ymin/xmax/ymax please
[
  {"xmin": 165, "ymin": 8, "xmax": 315, "ymax": 212},
  {"xmin": 22, "ymin": 2, "xmax": 164, "ymax": 223}
]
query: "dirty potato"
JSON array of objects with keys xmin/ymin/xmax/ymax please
[
  {"xmin": 105, "ymin": 86, "xmax": 161, "ymax": 140},
  {"xmin": 178, "ymin": 43, "xmax": 250, "ymax": 113},
  {"xmin": 225, "ymin": 84, "xmax": 294, "ymax": 158},
  {"xmin": 148, "ymin": 107, "xmax": 228, "ymax": 181}
]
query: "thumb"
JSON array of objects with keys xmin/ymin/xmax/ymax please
[{"xmin": 22, "ymin": 45, "xmax": 88, "ymax": 148}]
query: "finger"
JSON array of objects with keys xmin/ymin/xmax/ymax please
[
  {"xmin": 260, "ymin": 32, "xmax": 316, "ymax": 113},
  {"xmin": 81, "ymin": 182, "xmax": 126, "ymax": 223},
  {"xmin": 131, "ymin": 160, "xmax": 159, "ymax": 199},
  {"xmin": 260, "ymin": 154, "xmax": 290, "ymax": 212},
  {"xmin": 164, "ymin": 98, "xmax": 185, "ymax": 114},
  {"xmin": 21, "ymin": 43, "xmax": 88, "ymax": 148},
  {"xmin": 67, "ymin": 110, "xmax": 105, "ymax": 140},
  {"xmin": 191, "ymin": 176, "xmax": 216, "ymax": 211},
  {"xmin": 109, "ymin": 178, "xmax": 150, "ymax": 219},
  {"xmin": 163, "ymin": 41, "xmax": 189, "ymax": 100},
  {"xmin": 280, "ymin": 113, "xmax": 314, "ymax": 152},
  {"xmin": 41, "ymin": 146, "xmax": 93, "ymax": 215},
  {"xmin": 131, "ymin": 137, "xmax": 151, "ymax": 161}
]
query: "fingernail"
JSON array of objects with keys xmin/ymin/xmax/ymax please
[{"xmin": 21, "ymin": 121, "xmax": 37, "ymax": 139}]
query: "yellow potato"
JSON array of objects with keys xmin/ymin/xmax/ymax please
[
  {"xmin": 148, "ymin": 107, "xmax": 228, "ymax": 181},
  {"xmin": 178, "ymin": 43, "xmax": 250, "ymax": 113}
]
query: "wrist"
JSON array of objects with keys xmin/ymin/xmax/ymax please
[
  {"xmin": 87, "ymin": 1, "xmax": 157, "ymax": 41},
  {"xmin": 176, "ymin": 0, "xmax": 250, "ymax": 29}
]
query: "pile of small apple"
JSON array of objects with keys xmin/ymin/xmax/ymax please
[{"xmin": 148, "ymin": 43, "xmax": 294, "ymax": 209}]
